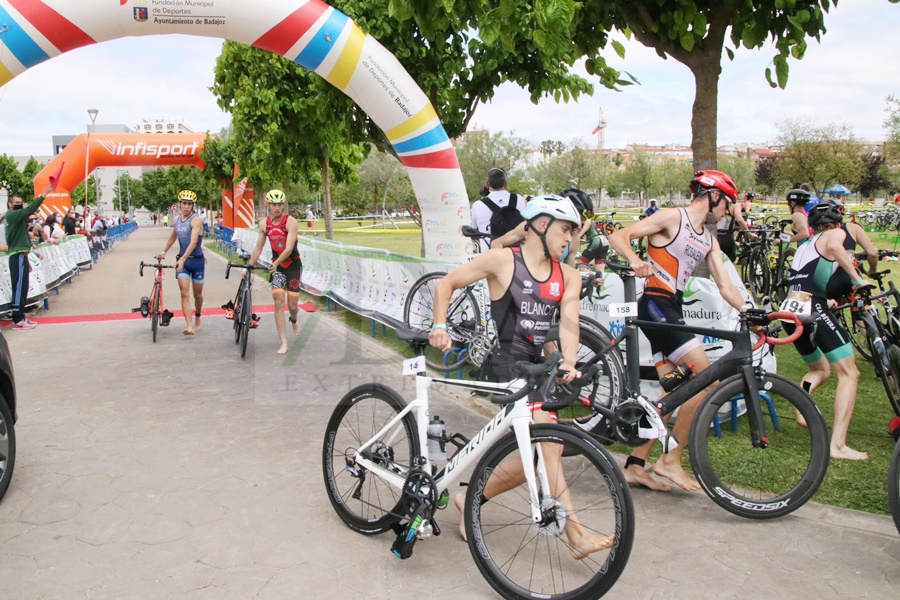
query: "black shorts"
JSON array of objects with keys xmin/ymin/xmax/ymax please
[
  {"xmin": 638, "ymin": 291, "xmax": 701, "ymax": 365},
  {"xmin": 783, "ymin": 296, "xmax": 853, "ymax": 363}
]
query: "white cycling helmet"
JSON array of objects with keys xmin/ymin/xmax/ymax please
[{"xmin": 520, "ymin": 194, "xmax": 581, "ymax": 227}]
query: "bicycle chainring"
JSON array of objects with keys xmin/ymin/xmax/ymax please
[{"xmin": 466, "ymin": 334, "xmax": 494, "ymax": 367}]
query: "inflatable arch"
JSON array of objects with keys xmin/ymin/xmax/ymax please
[
  {"xmin": 1, "ymin": 0, "xmax": 470, "ymax": 260},
  {"xmin": 33, "ymin": 132, "xmax": 207, "ymax": 216}
]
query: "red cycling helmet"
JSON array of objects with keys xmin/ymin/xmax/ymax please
[{"xmin": 689, "ymin": 170, "xmax": 738, "ymax": 207}]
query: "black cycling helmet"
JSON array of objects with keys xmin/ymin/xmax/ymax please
[
  {"xmin": 559, "ymin": 188, "xmax": 594, "ymax": 218},
  {"xmin": 744, "ymin": 192, "xmax": 755, "ymax": 200},
  {"xmin": 786, "ymin": 188, "xmax": 810, "ymax": 206},
  {"xmin": 807, "ymin": 202, "xmax": 843, "ymax": 228}
]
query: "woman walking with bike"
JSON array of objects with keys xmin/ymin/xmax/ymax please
[
  {"xmin": 248, "ymin": 189, "xmax": 302, "ymax": 355},
  {"xmin": 785, "ymin": 202, "xmax": 872, "ymax": 460},
  {"xmin": 159, "ymin": 190, "xmax": 205, "ymax": 336},
  {"xmin": 608, "ymin": 170, "xmax": 750, "ymax": 492}
]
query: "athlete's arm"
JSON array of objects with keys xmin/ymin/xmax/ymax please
[
  {"xmin": 705, "ymin": 238, "xmax": 747, "ymax": 311},
  {"xmin": 608, "ymin": 208, "xmax": 675, "ymax": 277},
  {"xmin": 428, "ymin": 248, "xmax": 512, "ymax": 351},
  {"xmin": 848, "ymin": 222, "xmax": 879, "ymax": 275},
  {"xmin": 557, "ymin": 264, "xmax": 583, "ymax": 383},
  {"xmin": 822, "ymin": 230, "xmax": 867, "ymax": 286}
]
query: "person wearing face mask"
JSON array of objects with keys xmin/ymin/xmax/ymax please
[{"xmin": 3, "ymin": 185, "xmax": 52, "ymax": 329}]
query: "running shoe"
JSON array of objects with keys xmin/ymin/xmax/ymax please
[
  {"xmin": 11, "ymin": 320, "xmax": 36, "ymax": 330},
  {"xmin": 221, "ymin": 300, "xmax": 235, "ymax": 320},
  {"xmin": 24, "ymin": 318, "xmax": 38, "ymax": 326}
]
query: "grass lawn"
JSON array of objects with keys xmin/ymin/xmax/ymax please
[{"xmin": 220, "ymin": 218, "xmax": 900, "ymax": 516}]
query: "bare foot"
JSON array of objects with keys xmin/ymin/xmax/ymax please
[
  {"xmin": 194, "ymin": 316, "xmax": 201, "ymax": 331},
  {"xmin": 651, "ymin": 457, "xmax": 701, "ymax": 491},
  {"xmin": 454, "ymin": 493, "xmax": 467, "ymax": 541},
  {"xmin": 291, "ymin": 317, "xmax": 301, "ymax": 336},
  {"xmin": 183, "ymin": 328, "xmax": 195, "ymax": 336},
  {"xmin": 830, "ymin": 445, "xmax": 868, "ymax": 460},
  {"xmin": 568, "ymin": 531, "xmax": 614, "ymax": 560},
  {"xmin": 623, "ymin": 464, "xmax": 671, "ymax": 492},
  {"xmin": 276, "ymin": 343, "xmax": 289, "ymax": 355},
  {"xmin": 795, "ymin": 409, "xmax": 808, "ymax": 428}
]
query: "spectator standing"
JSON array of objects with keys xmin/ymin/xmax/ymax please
[
  {"xmin": 644, "ymin": 199, "xmax": 659, "ymax": 217},
  {"xmin": 470, "ymin": 167, "xmax": 522, "ymax": 253},
  {"xmin": 305, "ymin": 204, "xmax": 316, "ymax": 235},
  {"xmin": 4, "ymin": 186, "xmax": 52, "ymax": 329},
  {"xmin": 62, "ymin": 208, "xmax": 77, "ymax": 236},
  {"xmin": 41, "ymin": 214, "xmax": 63, "ymax": 243}
]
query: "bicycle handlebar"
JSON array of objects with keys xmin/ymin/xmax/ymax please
[
  {"xmin": 749, "ymin": 311, "xmax": 804, "ymax": 351},
  {"xmin": 139, "ymin": 261, "xmax": 175, "ymax": 277},
  {"xmin": 225, "ymin": 261, "xmax": 267, "ymax": 280}
]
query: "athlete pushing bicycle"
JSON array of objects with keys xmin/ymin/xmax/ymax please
[
  {"xmin": 429, "ymin": 194, "xmax": 612, "ymax": 560},
  {"xmin": 158, "ymin": 190, "xmax": 205, "ymax": 336},
  {"xmin": 247, "ymin": 189, "xmax": 303, "ymax": 355},
  {"xmin": 608, "ymin": 170, "xmax": 751, "ymax": 492}
]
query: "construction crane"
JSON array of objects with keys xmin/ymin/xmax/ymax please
[{"xmin": 591, "ymin": 107, "xmax": 607, "ymax": 150}]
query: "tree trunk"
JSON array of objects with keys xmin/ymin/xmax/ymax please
[
  {"xmin": 321, "ymin": 156, "xmax": 334, "ymax": 240},
  {"xmin": 690, "ymin": 54, "xmax": 721, "ymax": 171}
]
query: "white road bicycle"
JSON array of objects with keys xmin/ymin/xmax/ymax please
[{"xmin": 322, "ymin": 337, "xmax": 635, "ymax": 600}]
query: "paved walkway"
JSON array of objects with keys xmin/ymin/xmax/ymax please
[{"xmin": 0, "ymin": 227, "xmax": 898, "ymax": 599}]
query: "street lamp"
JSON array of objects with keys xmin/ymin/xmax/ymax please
[
  {"xmin": 84, "ymin": 108, "xmax": 98, "ymax": 229},
  {"xmin": 116, "ymin": 169, "xmax": 124, "ymax": 213}
]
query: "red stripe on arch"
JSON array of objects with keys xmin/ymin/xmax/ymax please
[
  {"xmin": 253, "ymin": 0, "xmax": 330, "ymax": 55},
  {"xmin": 399, "ymin": 148, "xmax": 460, "ymax": 170},
  {"xmin": 8, "ymin": 0, "xmax": 95, "ymax": 52}
]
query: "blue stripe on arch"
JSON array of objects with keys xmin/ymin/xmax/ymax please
[
  {"xmin": 0, "ymin": 4, "xmax": 50, "ymax": 69},
  {"xmin": 392, "ymin": 125, "xmax": 449, "ymax": 154},
  {"xmin": 293, "ymin": 9, "xmax": 349, "ymax": 70}
]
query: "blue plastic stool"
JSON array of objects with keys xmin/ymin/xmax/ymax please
[{"xmin": 712, "ymin": 392, "xmax": 780, "ymax": 438}]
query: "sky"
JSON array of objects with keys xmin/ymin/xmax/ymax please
[{"xmin": 0, "ymin": 0, "xmax": 898, "ymax": 158}]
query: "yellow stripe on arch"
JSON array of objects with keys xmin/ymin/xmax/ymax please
[
  {"xmin": 385, "ymin": 105, "xmax": 437, "ymax": 142},
  {"xmin": 324, "ymin": 22, "xmax": 366, "ymax": 91},
  {"xmin": 0, "ymin": 62, "xmax": 15, "ymax": 87}
]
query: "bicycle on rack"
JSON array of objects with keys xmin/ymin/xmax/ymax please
[
  {"xmin": 563, "ymin": 261, "xmax": 830, "ymax": 519},
  {"xmin": 833, "ymin": 251, "xmax": 900, "ymax": 364},
  {"xmin": 132, "ymin": 260, "xmax": 175, "ymax": 343},
  {"xmin": 322, "ymin": 340, "xmax": 634, "ymax": 600},
  {"xmin": 734, "ymin": 222, "xmax": 795, "ymax": 305},
  {"xmin": 834, "ymin": 284, "xmax": 900, "ymax": 416},
  {"xmin": 224, "ymin": 249, "xmax": 267, "ymax": 358}
]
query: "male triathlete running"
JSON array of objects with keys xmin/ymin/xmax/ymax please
[
  {"xmin": 248, "ymin": 189, "xmax": 302, "ymax": 355},
  {"xmin": 159, "ymin": 190, "xmax": 204, "ymax": 335},
  {"xmin": 608, "ymin": 170, "xmax": 749, "ymax": 492},
  {"xmin": 785, "ymin": 202, "xmax": 871, "ymax": 460},
  {"xmin": 429, "ymin": 195, "xmax": 612, "ymax": 559}
]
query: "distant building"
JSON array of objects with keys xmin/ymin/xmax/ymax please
[{"xmin": 135, "ymin": 118, "xmax": 194, "ymax": 134}]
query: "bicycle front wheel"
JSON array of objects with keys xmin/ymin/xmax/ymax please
[
  {"xmin": 465, "ymin": 424, "xmax": 634, "ymax": 600},
  {"xmin": 403, "ymin": 272, "xmax": 482, "ymax": 372},
  {"xmin": 233, "ymin": 280, "xmax": 246, "ymax": 344},
  {"xmin": 150, "ymin": 287, "xmax": 160, "ymax": 343},
  {"xmin": 240, "ymin": 287, "xmax": 251, "ymax": 358},
  {"xmin": 322, "ymin": 384, "xmax": 419, "ymax": 535},
  {"xmin": 888, "ymin": 438, "xmax": 900, "ymax": 535},
  {"xmin": 689, "ymin": 373, "xmax": 829, "ymax": 519}
]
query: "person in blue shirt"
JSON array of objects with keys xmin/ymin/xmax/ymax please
[
  {"xmin": 644, "ymin": 199, "xmax": 659, "ymax": 217},
  {"xmin": 159, "ymin": 190, "xmax": 205, "ymax": 335},
  {"xmin": 800, "ymin": 183, "xmax": 820, "ymax": 212}
]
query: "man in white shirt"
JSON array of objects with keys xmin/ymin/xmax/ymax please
[{"xmin": 470, "ymin": 167, "xmax": 519, "ymax": 253}]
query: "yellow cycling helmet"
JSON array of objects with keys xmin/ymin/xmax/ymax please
[
  {"xmin": 266, "ymin": 189, "xmax": 286, "ymax": 203},
  {"xmin": 177, "ymin": 190, "xmax": 197, "ymax": 203}
]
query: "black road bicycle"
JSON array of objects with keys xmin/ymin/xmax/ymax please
[
  {"xmin": 225, "ymin": 250, "xmax": 267, "ymax": 359},
  {"xmin": 563, "ymin": 261, "xmax": 830, "ymax": 519}
]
